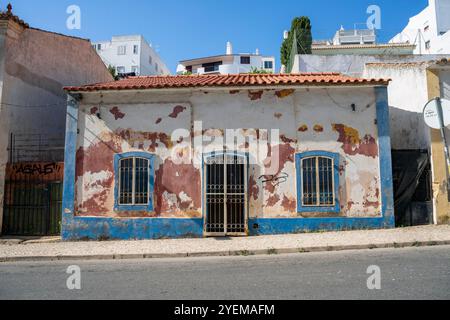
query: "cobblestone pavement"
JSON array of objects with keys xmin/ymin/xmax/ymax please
[{"xmin": 1, "ymin": 225, "xmax": 449, "ymax": 261}]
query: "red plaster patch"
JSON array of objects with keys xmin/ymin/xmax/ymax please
[
  {"xmin": 313, "ymin": 125, "xmax": 324, "ymax": 133},
  {"xmin": 249, "ymin": 176, "xmax": 260, "ymax": 201},
  {"xmin": 116, "ymin": 129, "xmax": 174, "ymax": 151},
  {"xmin": 275, "ymin": 89, "xmax": 295, "ymax": 99},
  {"xmin": 298, "ymin": 125, "xmax": 308, "ymax": 132},
  {"xmin": 332, "ymin": 124, "xmax": 378, "ymax": 158},
  {"xmin": 266, "ymin": 194, "xmax": 281, "ymax": 207},
  {"xmin": 281, "ymin": 196, "xmax": 296, "ymax": 212},
  {"xmin": 274, "ymin": 113, "xmax": 283, "ymax": 119},
  {"xmin": 169, "ymin": 105, "xmax": 187, "ymax": 118},
  {"xmin": 280, "ymin": 134, "xmax": 297, "ymax": 144},
  {"xmin": 248, "ymin": 90, "xmax": 264, "ymax": 101},
  {"xmin": 110, "ymin": 107, "xmax": 125, "ymax": 120},
  {"xmin": 230, "ymin": 90, "xmax": 240, "ymax": 95},
  {"xmin": 154, "ymin": 160, "xmax": 201, "ymax": 215},
  {"xmin": 90, "ymin": 107, "xmax": 98, "ymax": 115},
  {"xmin": 155, "ymin": 118, "xmax": 162, "ymax": 124}
]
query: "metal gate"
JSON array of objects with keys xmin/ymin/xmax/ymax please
[
  {"xmin": 2, "ymin": 163, "xmax": 63, "ymax": 236},
  {"xmin": 204, "ymin": 153, "xmax": 248, "ymax": 236}
]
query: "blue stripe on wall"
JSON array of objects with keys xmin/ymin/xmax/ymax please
[
  {"xmin": 375, "ymin": 86, "xmax": 395, "ymax": 227},
  {"xmin": 62, "ymin": 217, "xmax": 204, "ymax": 241}
]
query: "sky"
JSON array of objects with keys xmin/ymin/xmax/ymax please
[{"xmin": 1, "ymin": 0, "xmax": 429, "ymax": 73}]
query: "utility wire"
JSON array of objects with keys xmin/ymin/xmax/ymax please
[{"xmin": 0, "ymin": 102, "xmax": 66, "ymax": 109}]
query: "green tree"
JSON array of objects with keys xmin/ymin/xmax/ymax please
[
  {"xmin": 108, "ymin": 65, "xmax": 118, "ymax": 80},
  {"xmin": 281, "ymin": 17, "xmax": 312, "ymax": 71},
  {"xmin": 249, "ymin": 67, "xmax": 272, "ymax": 74}
]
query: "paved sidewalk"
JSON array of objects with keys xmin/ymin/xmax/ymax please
[{"xmin": 1, "ymin": 225, "xmax": 450, "ymax": 262}]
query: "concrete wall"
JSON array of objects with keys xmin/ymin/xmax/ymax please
[
  {"xmin": 0, "ymin": 19, "xmax": 113, "ymax": 234},
  {"xmin": 62, "ymin": 85, "xmax": 394, "ymax": 240},
  {"xmin": 364, "ymin": 64, "xmax": 430, "ymax": 150},
  {"xmin": 294, "ymin": 54, "xmax": 450, "ymax": 77}
]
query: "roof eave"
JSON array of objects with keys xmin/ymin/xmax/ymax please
[{"xmin": 65, "ymin": 81, "xmax": 390, "ymax": 94}]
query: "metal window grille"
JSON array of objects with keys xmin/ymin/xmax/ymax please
[
  {"xmin": 205, "ymin": 154, "xmax": 247, "ymax": 235},
  {"xmin": 118, "ymin": 157, "xmax": 149, "ymax": 206},
  {"xmin": 301, "ymin": 156, "xmax": 335, "ymax": 207}
]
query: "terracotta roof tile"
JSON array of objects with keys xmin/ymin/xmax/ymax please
[
  {"xmin": 0, "ymin": 6, "xmax": 29, "ymax": 28},
  {"xmin": 65, "ymin": 73, "xmax": 389, "ymax": 92}
]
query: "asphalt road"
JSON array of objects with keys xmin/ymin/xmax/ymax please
[{"xmin": 0, "ymin": 246, "xmax": 449, "ymax": 300}]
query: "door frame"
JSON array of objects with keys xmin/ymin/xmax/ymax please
[{"xmin": 203, "ymin": 151, "xmax": 249, "ymax": 237}]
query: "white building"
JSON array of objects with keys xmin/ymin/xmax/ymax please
[
  {"xmin": 176, "ymin": 42, "xmax": 275, "ymax": 75},
  {"xmin": 311, "ymin": 27, "xmax": 415, "ymax": 56},
  {"xmin": 332, "ymin": 27, "xmax": 376, "ymax": 45},
  {"xmin": 92, "ymin": 35, "xmax": 171, "ymax": 76},
  {"xmin": 390, "ymin": 0, "xmax": 450, "ymax": 54}
]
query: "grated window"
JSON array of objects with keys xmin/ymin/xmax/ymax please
[
  {"xmin": 301, "ymin": 156, "xmax": 335, "ymax": 207},
  {"xmin": 118, "ymin": 157, "xmax": 149, "ymax": 206}
]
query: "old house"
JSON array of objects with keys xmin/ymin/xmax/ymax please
[
  {"xmin": 62, "ymin": 73, "xmax": 394, "ymax": 240},
  {"xmin": 0, "ymin": 6, "xmax": 113, "ymax": 236}
]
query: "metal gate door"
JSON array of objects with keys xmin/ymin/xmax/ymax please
[
  {"xmin": 2, "ymin": 181, "xmax": 63, "ymax": 236},
  {"xmin": 205, "ymin": 153, "xmax": 248, "ymax": 236}
]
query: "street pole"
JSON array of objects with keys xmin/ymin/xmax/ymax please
[{"xmin": 435, "ymin": 97, "xmax": 450, "ymax": 200}]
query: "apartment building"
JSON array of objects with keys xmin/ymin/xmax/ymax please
[
  {"xmin": 92, "ymin": 35, "xmax": 171, "ymax": 76},
  {"xmin": 177, "ymin": 42, "xmax": 275, "ymax": 75}
]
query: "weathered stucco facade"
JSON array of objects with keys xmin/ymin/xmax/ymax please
[
  {"xmin": 0, "ymin": 9, "xmax": 113, "ymax": 234},
  {"xmin": 63, "ymin": 74, "xmax": 394, "ymax": 240},
  {"xmin": 364, "ymin": 59, "xmax": 450, "ymax": 224}
]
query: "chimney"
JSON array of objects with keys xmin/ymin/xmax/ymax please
[
  {"xmin": 255, "ymin": 48, "xmax": 260, "ymax": 55},
  {"xmin": 283, "ymin": 30, "xmax": 289, "ymax": 40},
  {"xmin": 226, "ymin": 41, "xmax": 233, "ymax": 55}
]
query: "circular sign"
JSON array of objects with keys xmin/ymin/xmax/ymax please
[{"xmin": 423, "ymin": 98, "xmax": 450, "ymax": 129}]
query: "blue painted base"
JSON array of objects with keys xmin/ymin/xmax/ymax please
[
  {"xmin": 61, "ymin": 215, "xmax": 395, "ymax": 241},
  {"xmin": 248, "ymin": 216, "xmax": 395, "ymax": 236},
  {"xmin": 61, "ymin": 216, "xmax": 204, "ymax": 241}
]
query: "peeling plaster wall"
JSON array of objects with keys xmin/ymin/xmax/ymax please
[
  {"xmin": 364, "ymin": 64, "xmax": 430, "ymax": 150},
  {"xmin": 75, "ymin": 86, "xmax": 383, "ymax": 221},
  {"xmin": 0, "ymin": 21, "xmax": 113, "ymax": 234}
]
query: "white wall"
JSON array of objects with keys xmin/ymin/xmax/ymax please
[
  {"xmin": 93, "ymin": 35, "xmax": 170, "ymax": 75},
  {"xmin": 364, "ymin": 64, "xmax": 430, "ymax": 150},
  {"xmin": 390, "ymin": 0, "xmax": 450, "ymax": 54}
]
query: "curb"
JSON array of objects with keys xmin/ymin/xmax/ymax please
[{"xmin": 1, "ymin": 240, "xmax": 450, "ymax": 263}]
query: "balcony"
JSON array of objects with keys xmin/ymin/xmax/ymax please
[{"xmin": 335, "ymin": 29, "xmax": 376, "ymax": 45}]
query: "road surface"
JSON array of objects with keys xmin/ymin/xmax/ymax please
[{"xmin": 0, "ymin": 246, "xmax": 449, "ymax": 300}]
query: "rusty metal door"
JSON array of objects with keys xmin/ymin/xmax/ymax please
[
  {"xmin": 2, "ymin": 162, "xmax": 63, "ymax": 236},
  {"xmin": 204, "ymin": 153, "xmax": 248, "ymax": 236}
]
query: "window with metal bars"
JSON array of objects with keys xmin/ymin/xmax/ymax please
[
  {"xmin": 114, "ymin": 152, "xmax": 154, "ymax": 211},
  {"xmin": 296, "ymin": 152, "xmax": 340, "ymax": 213}
]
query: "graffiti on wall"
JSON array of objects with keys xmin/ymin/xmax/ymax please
[{"xmin": 7, "ymin": 162, "xmax": 64, "ymax": 181}]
